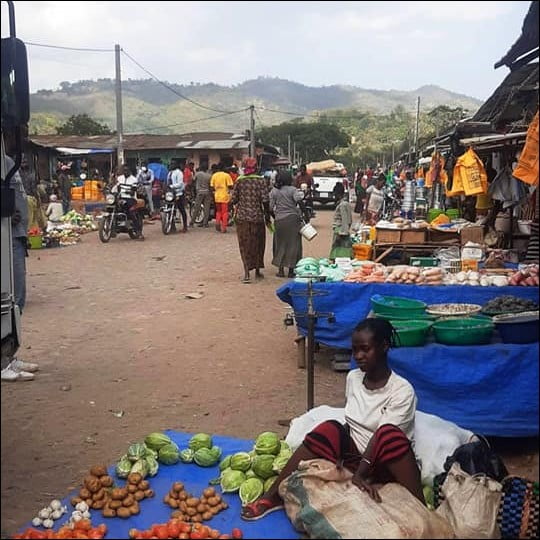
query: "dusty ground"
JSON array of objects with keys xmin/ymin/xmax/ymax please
[{"xmin": 1, "ymin": 207, "xmax": 538, "ymax": 536}]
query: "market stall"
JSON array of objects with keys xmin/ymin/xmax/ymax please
[
  {"xmin": 17, "ymin": 431, "xmax": 297, "ymax": 540},
  {"xmin": 276, "ymin": 278, "xmax": 539, "ymax": 437}
]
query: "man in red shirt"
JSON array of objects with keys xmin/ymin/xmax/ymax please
[
  {"xmin": 294, "ymin": 164, "xmax": 313, "ymax": 189},
  {"xmin": 183, "ymin": 161, "xmax": 195, "ymax": 200}
]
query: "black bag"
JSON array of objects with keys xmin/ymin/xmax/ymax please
[{"xmin": 443, "ymin": 436, "xmax": 508, "ymax": 482}]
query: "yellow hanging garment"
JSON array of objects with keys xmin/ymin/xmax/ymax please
[
  {"xmin": 513, "ymin": 111, "xmax": 539, "ymax": 186},
  {"xmin": 425, "ymin": 151, "xmax": 445, "ymax": 188},
  {"xmin": 452, "ymin": 148, "xmax": 488, "ymax": 196}
]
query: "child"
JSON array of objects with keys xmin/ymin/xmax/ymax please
[
  {"xmin": 45, "ymin": 194, "xmax": 64, "ymax": 230},
  {"xmin": 329, "ymin": 182, "xmax": 353, "ymax": 260}
]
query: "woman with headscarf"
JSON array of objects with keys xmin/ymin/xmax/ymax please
[
  {"xmin": 270, "ymin": 171, "xmax": 304, "ymax": 278},
  {"xmin": 231, "ymin": 157, "xmax": 271, "ymax": 283}
]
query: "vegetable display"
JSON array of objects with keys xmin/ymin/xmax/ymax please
[
  {"xmin": 31, "ymin": 499, "xmax": 68, "ymax": 529},
  {"xmin": 508, "ymin": 264, "xmax": 539, "ymax": 287},
  {"xmin": 116, "ymin": 442, "xmax": 162, "ymax": 478},
  {"xmin": 482, "ymin": 295, "xmax": 539, "ymax": 315},
  {"xmin": 128, "ymin": 520, "xmax": 243, "ymax": 539},
  {"xmin": 164, "ymin": 484, "xmax": 228, "ymax": 522},
  {"xmin": 14, "ymin": 521, "xmax": 107, "ymax": 539},
  {"xmin": 71, "ymin": 466, "xmax": 154, "ymax": 519}
]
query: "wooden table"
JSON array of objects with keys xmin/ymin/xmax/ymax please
[{"xmin": 373, "ymin": 242, "xmax": 460, "ymax": 262}]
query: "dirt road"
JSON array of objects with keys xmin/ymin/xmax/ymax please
[{"xmin": 1, "ymin": 208, "xmax": 537, "ymax": 535}]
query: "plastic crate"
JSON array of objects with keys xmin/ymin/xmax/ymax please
[{"xmin": 409, "ymin": 257, "xmax": 439, "ymax": 267}]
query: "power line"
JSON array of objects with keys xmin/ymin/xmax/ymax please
[
  {"xmin": 126, "ymin": 108, "xmax": 249, "ymax": 134},
  {"xmin": 255, "ymin": 105, "xmax": 371, "ymax": 121},
  {"xmin": 121, "ymin": 48, "xmax": 238, "ymax": 115},
  {"xmin": 24, "ymin": 41, "xmax": 114, "ymax": 52}
]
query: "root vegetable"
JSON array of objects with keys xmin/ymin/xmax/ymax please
[
  {"xmin": 197, "ymin": 504, "xmax": 207, "ymax": 513},
  {"xmin": 173, "ymin": 482, "xmax": 184, "ymax": 492},
  {"xmin": 187, "ymin": 497, "xmax": 199, "ymax": 507},
  {"xmin": 92, "ymin": 500, "xmax": 106, "ymax": 510},
  {"xmin": 92, "ymin": 488, "xmax": 105, "ymax": 501},
  {"xmin": 71, "ymin": 497, "xmax": 82, "ymax": 506},
  {"xmin": 111, "ymin": 488, "xmax": 127, "ymax": 500},
  {"xmin": 128, "ymin": 502, "xmax": 140, "ymax": 515},
  {"xmin": 109, "ymin": 500, "xmax": 122, "ymax": 510},
  {"xmin": 99, "ymin": 475, "xmax": 113, "ymax": 487},
  {"xmin": 117, "ymin": 507, "xmax": 131, "ymax": 519},
  {"xmin": 122, "ymin": 495, "xmax": 135, "ymax": 507},
  {"xmin": 79, "ymin": 488, "xmax": 91, "ymax": 500},
  {"xmin": 144, "ymin": 489, "xmax": 154, "ymax": 498},
  {"xmin": 202, "ymin": 511, "xmax": 213, "ymax": 521},
  {"xmin": 102, "ymin": 507, "xmax": 116, "ymax": 518},
  {"xmin": 128, "ymin": 473, "xmax": 143, "ymax": 485},
  {"xmin": 138, "ymin": 480, "xmax": 150, "ymax": 491},
  {"xmin": 134, "ymin": 490, "xmax": 145, "ymax": 501},
  {"xmin": 90, "ymin": 465, "xmax": 108, "ymax": 477}
]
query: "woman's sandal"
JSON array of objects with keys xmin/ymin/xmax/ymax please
[
  {"xmin": 241, "ymin": 498, "xmax": 284, "ymax": 521},
  {"xmin": 241, "ymin": 277, "xmax": 252, "ymax": 284}
]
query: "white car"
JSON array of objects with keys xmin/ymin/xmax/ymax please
[{"xmin": 312, "ymin": 174, "xmax": 350, "ymax": 206}]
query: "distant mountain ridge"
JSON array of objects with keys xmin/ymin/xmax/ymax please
[{"xmin": 30, "ymin": 76, "xmax": 483, "ymax": 134}]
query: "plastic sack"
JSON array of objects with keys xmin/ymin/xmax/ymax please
[
  {"xmin": 453, "ymin": 149, "xmax": 488, "ymax": 196},
  {"xmin": 442, "ymin": 437, "xmax": 508, "ymax": 482},
  {"xmin": 280, "ymin": 458, "xmax": 455, "ymax": 539},
  {"xmin": 436, "ymin": 462, "xmax": 502, "ymax": 539},
  {"xmin": 284, "ymin": 406, "xmax": 474, "ymax": 486},
  {"xmin": 513, "ymin": 112, "xmax": 539, "ymax": 186}
]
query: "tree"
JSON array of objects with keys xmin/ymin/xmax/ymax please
[
  {"xmin": 257, "ymin": 120, "xmax": 349, "ymax": 161},
  {"xmin": 56, "ymin": 114, "xmax": 112, "ymax": 136}
]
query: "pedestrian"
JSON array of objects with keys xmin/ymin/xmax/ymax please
[
  {"xmin": 329, "ymin": 182, "xmax": 353, "ymax": 260},
  {"xmin": 354, "ymin": 171, "xmax": 366, "ymax": 215},
  {"xmin": 191, "ymin": 164, "xmax": 212, "ymax": 227},
  {"xmin": 45, "ymin": 194, "xmax": 64, "ymax": 230},
  {"xmin": 241, "ymin": 318, "xmax": 424, "ymax": 520},
  {"xmin": 136, "ymin": 163, "xmax": 155, "ymax": 217},
  {"xmin": 166, "ymin": 162, "xmax": 188, "ymax": 232},
  {"xmin": 57, "ymin": 164, "xmax": 72, "ymax": 214},
  {"xmin": 183, "ymin": 161, "xmax": 195, "ymax": 206},
  {"xmin": 294, "ymin": 164, "xmax": 313, "ymax": 189},
  {"xmin": 210, "ymin": 163, "xmax": 233, "ymax": 233},
  {"xmin": 270, "ymin": 171, "xmax": 304, "ymax": 278},
  {"xmin": 231, "ymin": 157, "xmax": 271, "ymax": 283},
  {"xmin": 1, "ymin": 152, "xmax": 39, "ymax": 382},
  {"xmin": 365, "ymin": 173, "xmax": 386, "ymax": 225}
]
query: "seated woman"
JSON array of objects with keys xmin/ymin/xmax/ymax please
[{"xmin": 242, "ymin": 318, "xmax": 424, "ymax": 520}]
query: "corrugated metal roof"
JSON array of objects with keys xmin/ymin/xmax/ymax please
[{"xmin": 29, "ymin": 133, "xmax": 249, "ymax": 151}]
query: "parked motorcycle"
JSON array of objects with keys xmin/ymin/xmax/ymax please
[
  {"xmin": 381, "ymin": 183, "xmax": 402, "ymax": 221},
  {"xmin": 160, "ymin": 186, "xmax": 184, "ymax": 234},
  {"xmin": 98, "ymin": 186, "xmax": 144, "ymax": 242},
  {"xmin": 299, "ymin": 182, "xmax": 315, "ymax": 222}
]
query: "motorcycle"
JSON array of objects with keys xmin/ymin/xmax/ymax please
[
  {"xmin": 160, "ymin": 186, "xmax": 185, "ymax": 234},
  {"xmin": 381, "ymin": 183, "xmax": 402, "ymax": 221},
  {"xmin": 98, "ymin": 185, "xmax": 144, "ymax": 242},
  {"xmin": 299, "ymin": 182, "xmax": 315, "ymax": 222}
]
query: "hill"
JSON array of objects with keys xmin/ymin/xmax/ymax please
[{"xmin": 29, "ymin": 77, "xmax": 483, "ymax": 135}]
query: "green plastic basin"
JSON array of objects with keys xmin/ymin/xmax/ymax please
[
  {"xmin": 432, "ymin": 318, "xmax": 494, "ymax": 346},
  {"xmin": 371, "ymin": 294, "xmax": 427, "ymax": 318},
  {"xmin": 376, "ymin": 312, "xmax": 437, "ymax": 322},
  {"xmin": 390, "ymin": 320, "xmax": 432, "ymax": 347}
]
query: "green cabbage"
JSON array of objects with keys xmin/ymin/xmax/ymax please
[
  {"xmin": 279, "ymin": 441, "xmax": 291, "ymax": 455},
  {"xmin": 272, "ymin": 455, "xmax": 290, "ymax": 474},
  {"xmin": 144, "ymin": 446, "xmax": 158, "ymax": 459},
  {"xmin": 245, "ymin": 469, "xmax": 258, "ymax": 479},
  {"xmin": 188, "ymin": 433, "xmax": 213, "ymax": 452},
  {"xmin": 158, "ymin": 443, "xmax": 180, "ymax": 465},
  {"xmin": 251, "ymin": 454, "xmax": 276, "ymax": 479},
  {"xmin": 219, "ymin": 455, "xmax": 232, "ymax": 471},
  {"xmin": 130, "ymin": 459, "xmax": 148, "ymax": 478},
  {"xmin": 254, "ymin": 432, "xmax": 280, "ymax": 456},
  {"xmin": 144, "ymin": 432, "xmax": 174, "ymax": 451},
  {"xmin": 230, "ymin": 452, "xmax": 252, "ymax": 472},
  {"xmin": 145, "ymin": 456, "xmax": 159, "ymax": 477},
  {"xmin": 193, "ymin": 446, "xmax": 221, "ymax": 467},
  {"xmin": 179, "ymin": 449, "xmax": 195, "ymax": 463},
  {"xmin": 264, "ymin": 476, "xmax": 279, "ymax": 492},
  {"xmin": 239, "ymin": 478, "xmax": 264, "ymax": 506},
  {"xmin": 220, "ymin": 469, "xmax": 246, "ymax": 493},
  {"xmin": 127, "ymin": 443, "xmax": 147, "ymax": 462},
  {"xmin": 115, "ymin": 456, "xmax": 132, "ymax": 479}
]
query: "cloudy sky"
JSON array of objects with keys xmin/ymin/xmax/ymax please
[{"xmin": 1, "ymin": 1, "xmax": 532, "ymax": 99}]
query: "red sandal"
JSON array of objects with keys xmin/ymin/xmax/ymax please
[{"xmin": 241, "ymin": 498, "xmax": 284, "ymax": 521}]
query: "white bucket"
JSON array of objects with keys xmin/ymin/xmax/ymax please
[{"xmin": 300, "ymin": 222, "xmax": 318, "ymax": 241}]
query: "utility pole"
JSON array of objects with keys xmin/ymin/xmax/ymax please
[
  {"xmin": 249, "ymin": 105, "xmax": 255, "ymax": 158},
  {"xmin": 287, "ymin": 135, "xmax": 291, "ymax": 163},
  {"xmin": 114, "ymin": 44, "xmax": 124, "ymax": 167},
  {"xmin": 293, "ymin": 142, "xmax": 296, "ymax": 165},
  {"xmin": 414, "ymin": 96, "xmax": 420, "ymax": 163}
]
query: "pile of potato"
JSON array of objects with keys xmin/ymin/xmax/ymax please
[
  {"xmin": 71, "ymin": 466, "xmax": 154, "ymax": 519},
  {"xmin": 166, "ymin": 484, "xmax": 228, "ymax": 523},
  {"xmin": 385, "ymin": 266, "xmax": 444, "ymax": 285}
]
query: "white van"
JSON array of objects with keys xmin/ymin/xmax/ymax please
[{"xmin": 312, "ymin": 172, "xmax": 349, "ymax": 206}]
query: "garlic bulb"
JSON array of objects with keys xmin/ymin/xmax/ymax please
[
  {"xmin": 38, "ymin": 508, "xmax": 51, "ymax": 520},
  {"xmin": 49, "ymin": 500, "xmax": 62, "ymax": 511},
  {"xmin": 31, "ymin": 518, "xmax": 42, "ymax": 527},
  {"xmin": 456, "ymin": 271, "xmax": 467, "ymax": 283},
  {"xmin": 42, "ymin": 519, "xmax": 54, "ymax": 529}
]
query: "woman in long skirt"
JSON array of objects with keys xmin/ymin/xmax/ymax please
[
  {"xmin": 231, "ymin": 157, "xmax": 272, "ymax": 283},
  {"xmin": 270, "ymin": 171, "xmax": 304, "ymax": 277}
]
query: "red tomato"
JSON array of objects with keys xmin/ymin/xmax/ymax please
[
  {"xmin": 189, "ymin": 534, "xmax": 203, "ymax": 540},
  {"xmin": 167, "ymin": 522, "xmax": 181, "ymax": 538},
  {"xmin": 232, "ymin": 529, "xmax": 243, "ymax": 540},
  {"xmin": 87, "ymin": 531, "xmax": 104, "ymax": 540},
  {"xmin": 96, "ymin": 525, "xmax": 107, "ymax": 536},
  {"xmin": 129, "ymin": 529, "xmax": 139, "ymax": 539},
  {"xmin": 154, "ymin": 526, "xmax": 169, "ymax": 540}
]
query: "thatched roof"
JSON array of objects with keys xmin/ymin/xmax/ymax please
[{"xmin": 495, "ymin": 1, "xmax": 539, "ymax": 69}]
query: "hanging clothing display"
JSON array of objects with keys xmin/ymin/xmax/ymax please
[
  {"xmin": 452, "ymin": 148, "xmax": 488, "ymax": 196},
  {"xmin": 513, "ymin": 111, "xmax": 539, "ymax": 186}
]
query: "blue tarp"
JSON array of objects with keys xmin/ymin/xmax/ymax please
[
  {"xmin": 22, "ymin": 431, "xmax": 297, "ymax": 539},
  {"xmin": 276, "ymin": 282, "xmax": 539, "ymax": 350},
  {"xmin": 276, "ymin": 282, "xmax": 539, "ymax": 437},
  {"xmin": 350, "ymin": 342, "xmax": 539, "ymax": 437},
  {"xmin": 148, "ymin": 163, "xmax": 169, "ymax": 182}
]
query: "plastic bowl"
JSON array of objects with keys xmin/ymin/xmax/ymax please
[
  {"xmin": 370, "ymin": 294, "xmax": 427, "ymax": 318},
  {"xmin": 389, "ymin": 320, "xmax": 432, "ymax": 347},
  {"xmin": 493, "ymin": 311, "xmax": 539, "ymax": 344},
  {"xmin": 432, "ymin": 318, "xmax": 494, "ymax": 345},
  {"xmin": 375, "ymin": 312, "xmax": 437, "ymax": 322}
]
